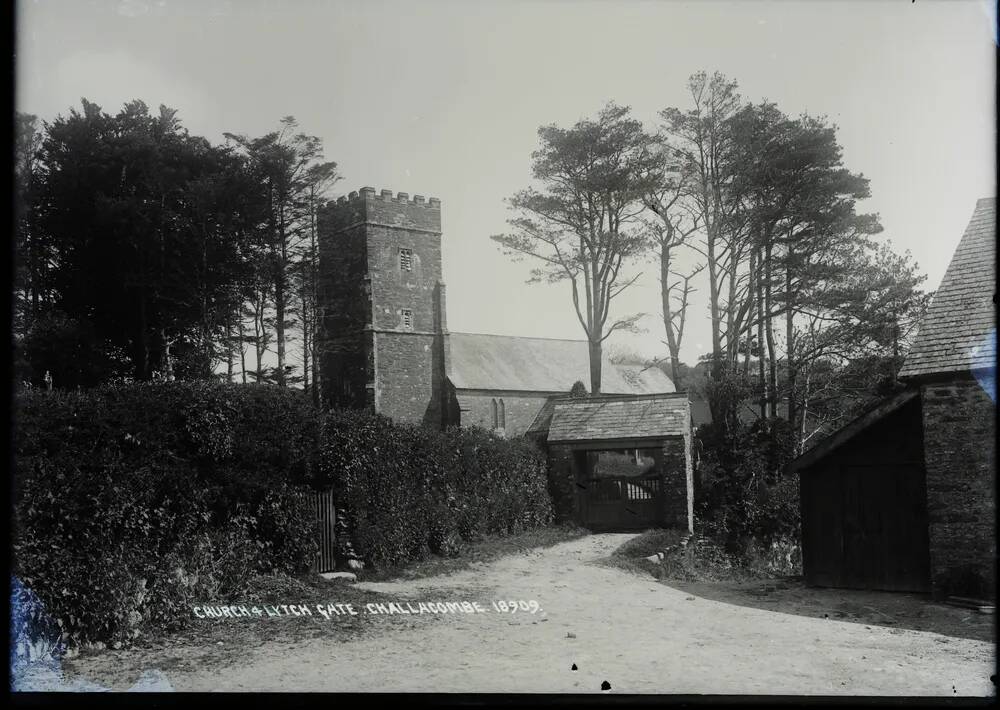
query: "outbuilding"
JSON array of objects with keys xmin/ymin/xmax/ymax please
[{"xmin": 789, "ymin": 197, "xmax": 996, "ymax": 599}]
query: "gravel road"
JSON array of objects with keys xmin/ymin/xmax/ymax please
[{"xmin": 142, "ymin": 533, "xmax": 995, "ymax": 695}]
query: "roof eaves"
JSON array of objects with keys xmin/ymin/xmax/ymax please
[{"xmin": 786, "ymin": 388, "xmax": 920, "ymax": 473}]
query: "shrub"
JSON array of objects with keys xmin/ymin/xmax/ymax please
[
  {"xmin": 318, "ymin": 411, "xmax": 553, "ymax": 569},
  {"xmin": 695, "ymin": 417, "xmax": 800, "ymax": 554},
  {"xmin": 12, "ymin": 382, "xmax": 320, "ymax": 651}
]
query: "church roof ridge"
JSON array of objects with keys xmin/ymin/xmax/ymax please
[{"xmin": 450, "ymin": 330, "xmax": 589, "ymax": 344}]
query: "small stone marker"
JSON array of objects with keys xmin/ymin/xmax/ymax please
[{"xmin": 320, "ymin": 572, "xmax": 357, "ymax": 582}]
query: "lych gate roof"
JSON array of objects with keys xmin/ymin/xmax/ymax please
[
  {"xmin": 447, "ymin": 332, "xmax": 675, "ymax": 394},
  {"xmin": 899, "ymin": 197, "xmax": 996, "ymax": 380},
  {"xmin": 546, "ymin": 393, "xmax": 691, "ymax": 443}
]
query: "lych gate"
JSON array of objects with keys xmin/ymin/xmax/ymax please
[
  {"xmin": 535, "ymin": 393, "xmax": 694, "ymax": 533},
  {"xmin": 569, "ymin": 447, "xmax": 666, "ymax": 531}
]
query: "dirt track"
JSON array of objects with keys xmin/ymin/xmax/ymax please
[{"xmin": 26, "ymin": 533, "xmax": 998, "ymax": 694}]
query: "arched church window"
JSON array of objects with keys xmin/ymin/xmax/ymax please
[
  {"xmin": 491, "ymin": 398, "xmax": 499, "ymax": 428},
  {"xmin": 499, "ymin": 398, "xmax": 506, "ymax": 430}
]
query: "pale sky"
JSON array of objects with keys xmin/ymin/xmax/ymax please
[{"xmin": 16, "ymin": 0, "xmax": 997, "ymax": 366}]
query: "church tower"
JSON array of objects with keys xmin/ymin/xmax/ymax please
[{"xmin": 316, "ymin": 187, "xmax": 449, "ymax": 426}]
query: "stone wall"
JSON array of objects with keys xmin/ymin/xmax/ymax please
[
  {"xmin": 662, "ymin": 437, "xmax": 693, "ymax": 532},
  {"xmin": 454, "ymin": 391, "xmax": 550, "ymax": 436},
  {"xmin": 545, "ymin": 443, "xmax": 576, "ymax": 524},
  {"xmin": 920, "ymin": 377, "xmax": 996, "ymax": 598}
]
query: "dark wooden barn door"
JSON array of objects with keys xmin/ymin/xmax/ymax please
[{"xmin": 807, "ymin": 464, "xmax": 930, "ymax": 593}]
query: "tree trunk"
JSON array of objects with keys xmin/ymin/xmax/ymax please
[
  {"xmin": 226, "ymin": 313, "xmax": 234, "ymax": 383},
  {"xmin": 238, "ymin": 317, "xmax": 248, "ymax": 385},
  {"xmin": 588, "ymin": 339, "xmax": 603, "ymax": 394},
  {"xmin": 756, "ymin": 245, "xmax": 767, "ymax": 421},
  {"xmin": 743, "ymin": 247, "xmax": 756, "ymax": 379},
  {"xmin": 707, "ymin": 227, "xmax": 723, "ymax": 379},
  {"xmin": 785, "ymin": 246, "xmax": 797, "ymax": 429},
  {"xmin": 660, "ymin": 240, "xmax": 681, "ymax": 385},
  {"xmin": 798, "ymin": 370, "xmax": 810, "ymax": 457},
  {"xmin": 725, "ymin": 253, "xmax": 737, "ymax": 368},
  {"xmin": 275, "ymin": 231, "xmax": 287, "ymax": 387},
  {"xmin": 253, "ymin": 293, "xmax": 264, "ymax": 383},
  {"xmin": 764, "ymin": 241, "xmax": 777, "ymax": 419},
  {"xmin": 309, "ymin": 186, "xmax": 322, "ymax": 406},
  {"xmin": 301, "ymin": 280, "xmax": 310, "ymax": 392}
]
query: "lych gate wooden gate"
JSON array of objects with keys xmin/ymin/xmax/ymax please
[
  {"xmin": 310, "ymin": 489, "xmax": 338, "ymax": 573},
  {"xmin": 576, "ymin": 475, "xmax": 664, "ymax": 530}
]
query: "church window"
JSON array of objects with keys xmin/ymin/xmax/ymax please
[
  {"xmin": 401, "ymin": 308, "xmax": 413, "ymax": 330},
  {"xmin": 499, "ymin": 398, "xmax": 506, "ymax": 430},
  {"xmin": 491, "ymin": 398, "xmax": 499, "ymax": 428},
  {"xmin": 399, "ymin": 248, "xmax": 413, "ymax": 271}
]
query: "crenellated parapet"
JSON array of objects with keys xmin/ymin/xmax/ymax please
[
  {"xmin": 331, "ymin": 187, "xmax": 441, "ymax": 208},
  {"xmin": 323, "ymin": 186, "xmax": 441, "ymax": 235}
]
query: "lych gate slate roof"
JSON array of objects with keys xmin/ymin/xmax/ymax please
[
  {"xmin": 447, "ymin": 332, "xmax": 675, "ymax": 394},
  {"xmin": 546, "ymin": 393, "xmax": 691, "ymax": 443},
  {"xmin": 525, "ymin": 397, "xmax": 560, "ymax": 437},
  {"xmin": 899, "ymin": 197, "xmax": 996, "ymax": 380}
]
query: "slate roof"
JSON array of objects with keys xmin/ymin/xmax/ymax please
[
  {"xmin": 546, "ymin": 393, "xmax": 691, "ymax": 443},
  {"xmin": 447, "ymin": 332, "xmax": 675, "ymax": 394},
  {"xmin": 899, "ymin": 197, "xmax": 996, "ymax": 379},
  {"xmin": 786, "ymin": 389, "xmax": 920, "ymax": 473},
  {"xmin": 525, "ymin": 397, "xmax": 560, "ymax": 437}
]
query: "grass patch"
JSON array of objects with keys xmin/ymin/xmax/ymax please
[
  {"xmin": 596, "ymin": 528, "xmax": 684, "ymax": 577},
  {"xmin": 611, "ymin": 528, "xmax": 687, "ymax": 559},
  {"xmin": 601, "ymin": 529, "xmax": 798, "ymax": 584},
  {"xmin": 357, "ymin": 523, "xmax": 590, "ymax": 582}
]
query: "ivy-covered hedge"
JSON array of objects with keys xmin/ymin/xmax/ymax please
[
  {"xmin": 319, "ymin": 410, "xmax": 553, "ymax": 568},
  {"xmin": 12, "ymin": 382, "xmax": 321, "ymax": 649}
]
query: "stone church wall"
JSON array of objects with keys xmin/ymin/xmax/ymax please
[{"xmin": 454, "ymin": 391, "xmax": 550, "ymax": 437}]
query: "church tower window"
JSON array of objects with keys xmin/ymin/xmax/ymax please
[
  {"xmin": 399, "ymin": 248, "xmax": 413, "ymax": 272},
  {"xmin": 401, "ymin": 308, "xmax": 413, "ymax": 330}
]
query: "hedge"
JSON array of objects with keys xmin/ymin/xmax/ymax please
[
  {"xmin": 12, "ymin": 382, "xmax": 321, "ymax": 649},
  {"xmin": 13, "ymin": 383, "xmax": 557, "ymax": 651},
  {"xmin": 318, "ymin": 409, "xmax": 553, "ymax": 568}
]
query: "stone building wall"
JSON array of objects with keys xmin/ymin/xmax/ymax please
[
  {"xmin": 454, "ymin": 391, "xmax": 550, "ymax": 436},
  {"xmin": 920, "ymin": 377, "xmax": 996, "ymax": 598}
]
